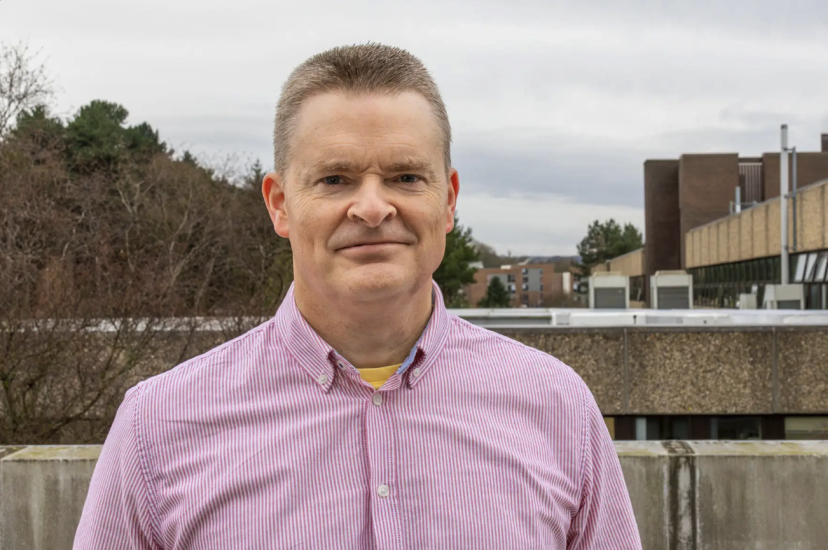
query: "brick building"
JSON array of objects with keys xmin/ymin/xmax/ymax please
[
  {"xmin": 466, "ymin": 262, "xmax": 573, "ymax": 308},
  {"xmin": 609, "ymin": 132, "xmax": 828, "ymax": 309},
  {"xmin": 644, "ymin": 133, "xmax": 828, "ymax": 276}
]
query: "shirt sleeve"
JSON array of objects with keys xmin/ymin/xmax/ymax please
[
  {"xmin": 74, "ymin": 385, "xmax": 159, "ymax": 550},
  {"xmin": 566, "ymin": 385, "xmax": 642, "ymax": 550}
]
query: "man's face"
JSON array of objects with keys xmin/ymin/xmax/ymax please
[{"xmin": 263, "ymin": 91, "xmax": 458, "ymax": 304}]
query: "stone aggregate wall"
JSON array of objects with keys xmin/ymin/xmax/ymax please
[{"xmin": 501, "ymin": 326, "xmax": 828, "ymax": 415}]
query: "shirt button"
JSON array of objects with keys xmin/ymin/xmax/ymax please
[
  {"xmin": 317, "ymin": 374, "xmax": 328, "ymax": 386},
  {"xmin": 371, "ymin": 393, "xmax": 383, "ymax": 406},
  {"xmin": 337, "ymin": 361, "xmax": 345, "ymax": 369},
  {"xmin": 377, "ymin": 484, "xmax": 390, "ymax": 498},
  {"xmin": 411, "ymin": 368, "xmax": 422, "ymax": 378}
]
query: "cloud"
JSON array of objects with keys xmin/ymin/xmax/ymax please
[
  {"xmin": 454, "ymin": 130, "xmax": 644, "ymax": 208},
  {"xmin": 2, "ymin": 0, "xmax": 827, "ymax": 255},
  {"xmin": 456, "ymin": 194, "xmax": 643, "ymax": 257}
]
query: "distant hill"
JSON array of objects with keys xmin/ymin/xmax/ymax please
[{"xmin": 472, "ymin": 241, "xmax": 580, "ymax": 271}]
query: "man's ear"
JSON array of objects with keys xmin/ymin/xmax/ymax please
[
  {"xmin": 262, "ymin": 172, "xmax": 290, "ymax": 238},
  {"xmin": 446, "ymin": 168, "xmax": 460, "ymax": 233}
]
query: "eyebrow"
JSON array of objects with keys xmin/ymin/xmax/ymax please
[{"xmin": 307, "ymin": 157, "xmax": 439, "ymax": 180}]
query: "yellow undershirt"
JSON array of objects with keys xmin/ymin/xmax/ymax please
[{"xmin": 357, "ymin": 364, "xmax": 402, "ymax": 390}]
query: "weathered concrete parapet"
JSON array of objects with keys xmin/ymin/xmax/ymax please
[
  {"xmin": 618, "ymin": 440, "xmax": 828, "ymax": 550},
  {"xmin": 691, "ymin": 441, "xmax": 828, "ymax": 550},
  {"xmin": 0, "ymin": 446, "xmax": 100, "ymax": 550},
  {"xmin": 2, "ymin": 442, "xmax": 828, "ymax": 550}
]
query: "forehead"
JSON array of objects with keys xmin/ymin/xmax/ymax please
[{"xmin": 289, "ymin": 91, "xmax": 443, "ymax": 172}]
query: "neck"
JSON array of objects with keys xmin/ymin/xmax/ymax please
[{"xmin": 293, "ymin": 279, "xmax": 434, "ymax": 369}]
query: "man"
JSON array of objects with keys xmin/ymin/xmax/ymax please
[{"xmin": 75, "ymin": 44, "xmax": 641, "ymax": 549}]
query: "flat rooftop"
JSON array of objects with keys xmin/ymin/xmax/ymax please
[{"xmin": 449, "ymin": 308, "xmax": 828, "ymax": 328}]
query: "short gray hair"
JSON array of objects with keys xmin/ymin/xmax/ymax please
[{"xmin": 273, "ymin": 43, "xmax": 451, "ymax": 175}]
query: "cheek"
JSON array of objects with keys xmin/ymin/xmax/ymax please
[{"xmin": 289, "ymin": 198, "xmax": 341, "ymax": 247}]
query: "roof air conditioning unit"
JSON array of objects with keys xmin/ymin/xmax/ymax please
[
  {"xmin": 589, "ymin": 272, "xmax": 629, "ymax": 309},
  {"xmin": 762, "ymin": 284, "xmax": 804, "ymax": 310},
  {"xmin": 738, "ymin": 294, "xmax": 757, "ymax": 310},
  {"xmin": 650, "ymin": 270, "xmax": 693, "ymax": 310}
]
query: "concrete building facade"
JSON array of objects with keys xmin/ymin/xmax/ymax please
[
  {"xmin": 634, "ymin": 133, "xmax": 828, "ymax": 308},
  {"xmin": 644, "ymin": 134, "xmax": 828, "ymax": 276}
]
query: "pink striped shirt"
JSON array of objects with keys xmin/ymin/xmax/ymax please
[{"xmin": 75, "ymin": 282, "xmax": 641, "ymax": 549}]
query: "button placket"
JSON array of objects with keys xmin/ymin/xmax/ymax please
[{"xmin": 364, "ymin": 389, "xmax": 402, "ymax": 548}]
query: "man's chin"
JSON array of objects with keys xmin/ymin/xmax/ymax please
[{"xmin": 339, "ymin": 265, "xmax": 418, "ymax": 300}]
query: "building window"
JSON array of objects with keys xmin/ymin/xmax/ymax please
[
  {"xmin": 508, "ymin": 283, "xmax": 516, "ymax": 294},
  {"xmin": 794, "ymin": 254, "xmax": 807, "ymax": 283},
  {"xmin": 814, "ymin": 252, "xmax": 828, "ymax": 283},
  {"xmin": 521, "ymin": 268, "xmax": 528, "ymax": 275},
  {"xmin": 711, "ymin": 416, "xmax": 761, "ymax": 440},
  {"xmin": 804, "ymin": 253, "xmax": 819, "ymax": 282},
  {"xmin": 522, "ymin": 283, "xmax": 529, "ymax": 291},
  {"xmin": 521, "ymin": 293, "xmax": 529, "ymax": 304},
  {"xmin": 507, "ymin": 274, "xmax": 515, "ymax": 283},
  {"xmin": 634, "ymin": 416, "xmax": 690, "ymax": 440},
  {"xmin": 785, "ymin": 417, "xmax": 828, "ymax": 439}
]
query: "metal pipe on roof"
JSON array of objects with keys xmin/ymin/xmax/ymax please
[
  {"xmin": 792, "ymin": 147, "xmax": 797, "ymax": 252},
  {"xmin": 780, "ymin": 125, "xmax": 789, "ymax": 285}
]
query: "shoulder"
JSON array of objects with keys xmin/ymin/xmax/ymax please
[
  {"xmin": 440, "ymin": 316, "xmax": 593, "ymax": 425},
  {"xmin": 130, "ymin": 317, "xmax": 280, "ymax": 405},
  {"xmin": 445, "ymin": 314, "xmax": 588, "ymax": 381}
]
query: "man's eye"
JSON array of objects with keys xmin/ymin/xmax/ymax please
[
  {"xmin": 399, "ymin": 174, "xmax": 420, "ymax": 184},
  {"xmin": 323, "ymin": 176, "xmax": 342, "ymax": 186}
]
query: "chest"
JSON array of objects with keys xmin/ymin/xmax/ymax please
[{"xmin": 150, "ymin": 393, "xmax": 579, "ymax": 549}]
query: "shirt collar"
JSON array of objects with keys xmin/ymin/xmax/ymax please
[{"xmin": 274, "ymin": 280, "xmax": 451, "ymax": 392}]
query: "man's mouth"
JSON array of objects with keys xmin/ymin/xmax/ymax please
[{"xmin": 339, "ymin": 241, "xmax": 404, "ymax": 250}]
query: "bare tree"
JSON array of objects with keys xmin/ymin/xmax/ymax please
[
  {"xmin": 0, "ymin": 116, "xmax": 292, "ymax": 444},
  {"xmin": 0, "ymin": 42, "xmax": 55, "ymax": 137}
]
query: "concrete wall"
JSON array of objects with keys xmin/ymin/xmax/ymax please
[
  {"xmin": 593, "ymin": 247, "xmax": 646, "ymax": 277},
  {"xmin": 3, "ymin": 442, "xmax": 828, "ymax": 550},
  {"xmin": 503, "ymin": 326, "xmax": 828, "ymax": 415},
  {"xmin": 686, "ymin": 178, "xmax": 828, "ymax": 269},
  {"xmin": 618, "ymin": 440, "xmax": 828, "ymax": 550},
  {"xmin": 0, "ymin": 446, "xmax": 98, "ymax": 550}
]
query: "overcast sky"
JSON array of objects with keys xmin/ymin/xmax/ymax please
[{"xmin": 3, "ymin": 0, "xmax": 828, "ymax": 255}]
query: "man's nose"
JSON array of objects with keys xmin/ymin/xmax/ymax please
[{"xmin": 347, "ymin": 179, "xmax": 396, "ymax": 228}]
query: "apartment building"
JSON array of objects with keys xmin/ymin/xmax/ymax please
[{"xmin": 466, "ymin": 262, "xmax": 573, "ymax": 308}]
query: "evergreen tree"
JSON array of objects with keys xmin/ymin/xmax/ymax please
[
  {"xmin": 575, "ymin": 219, "xmax": 643, "ymax": 276},
  {"xmin": 65, "ymin": 100, "xmax": 165, "ymax": 172},
  {"xmin": 433, "ymin": 214, "xmax": 480, "ymax": 307},
  {"xmin": 244, "ymin": 159, "xmax": 266, "ymax": 189},
  {"xmin": 13, "ymin": 104, "xmax": 64, "ymax": 146},
  {"xmin": 478, "ymin": 276, "xmax": 511, "ymax": 308}
]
